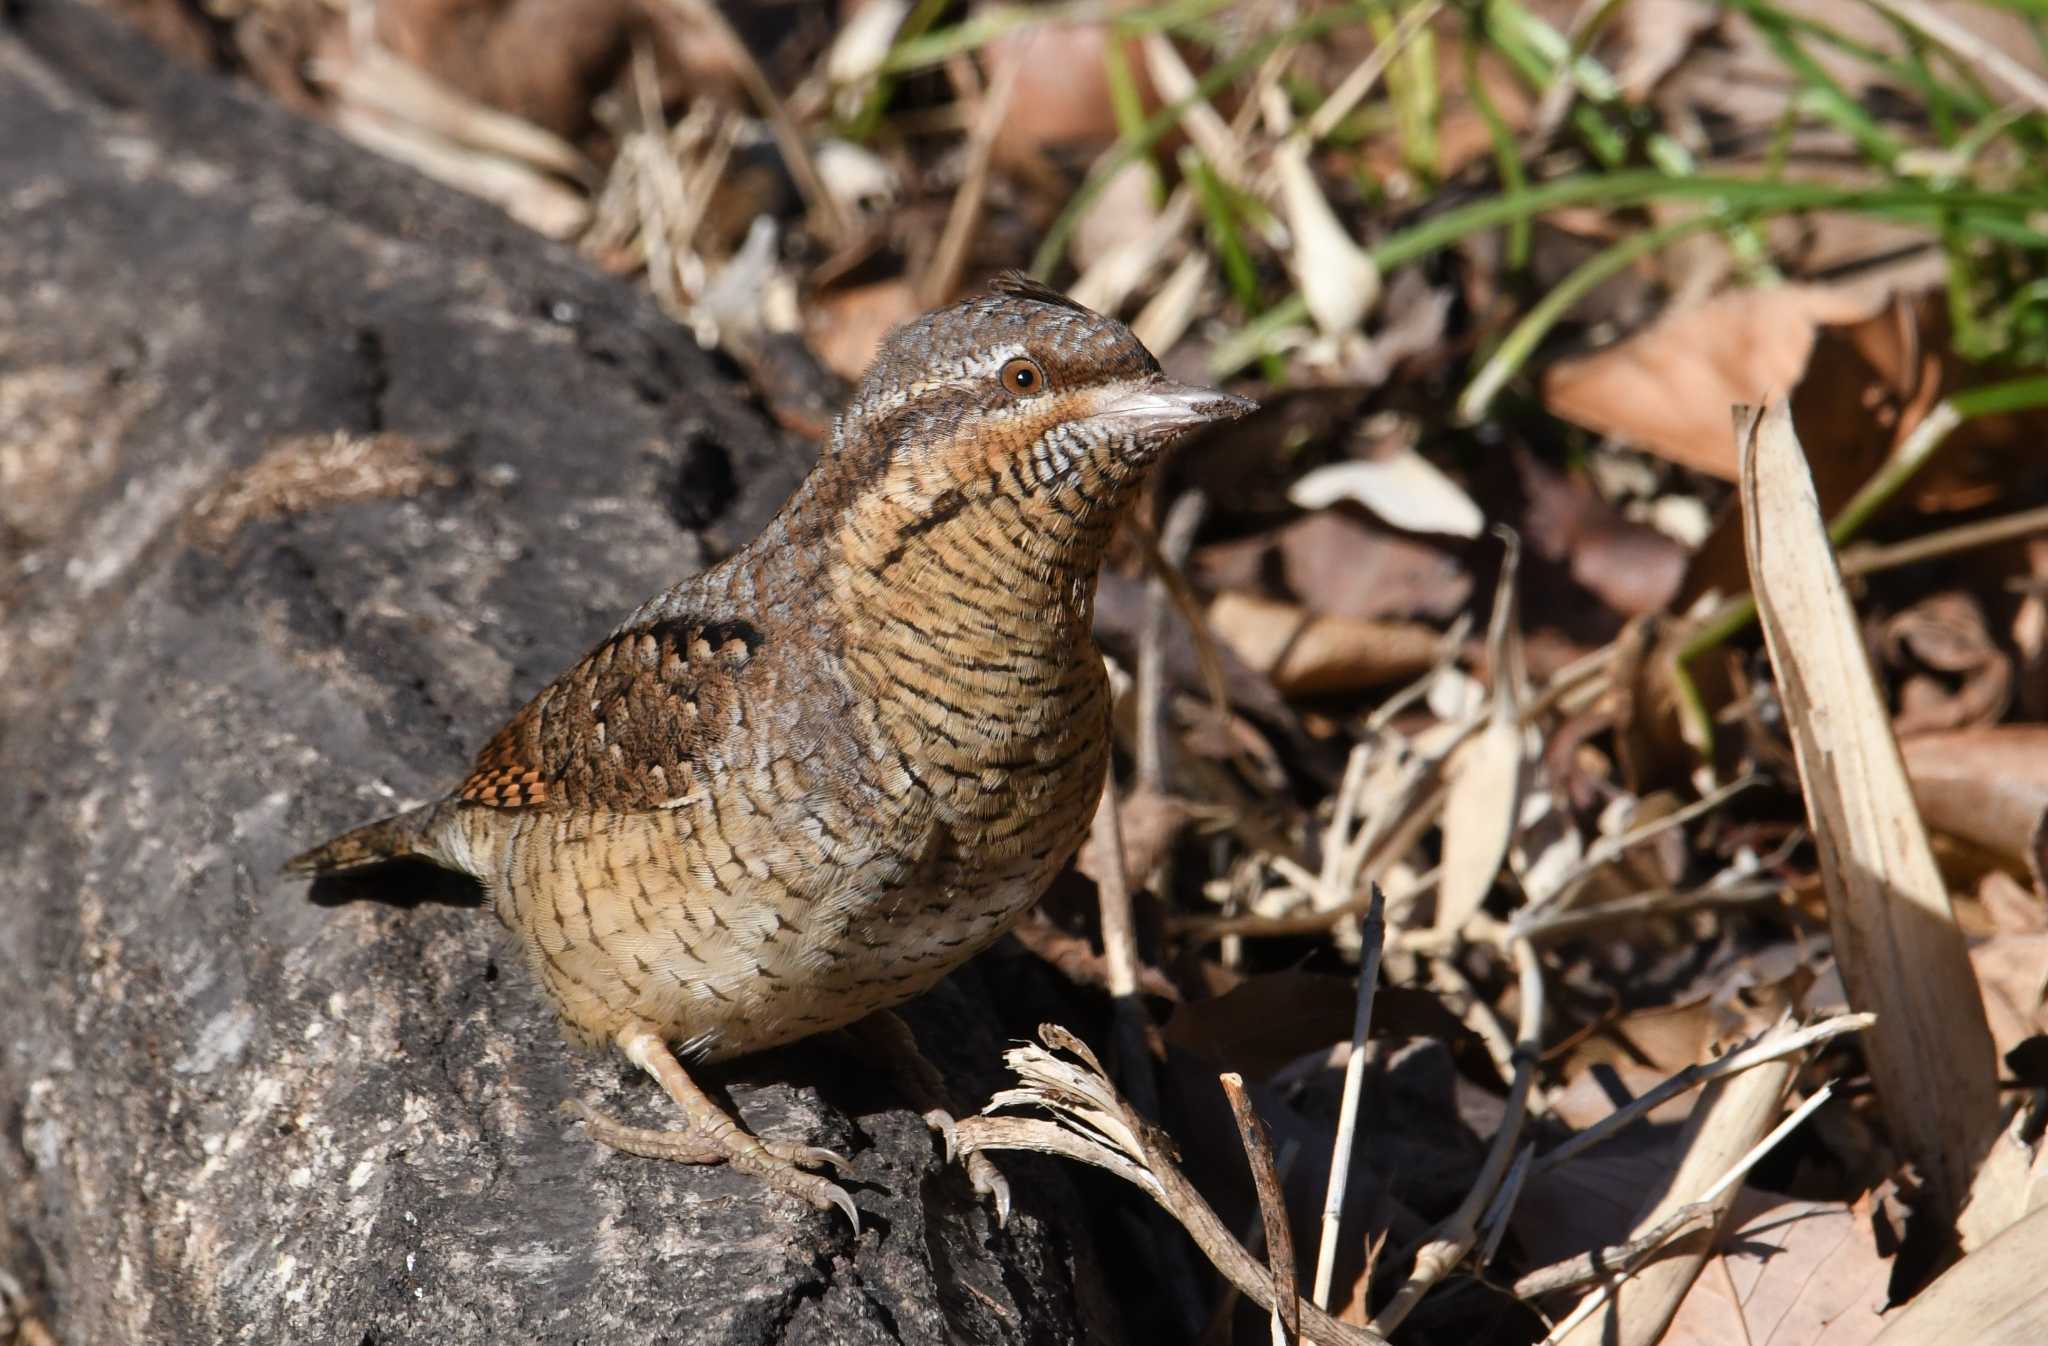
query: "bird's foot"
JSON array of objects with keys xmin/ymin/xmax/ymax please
[
  {"xmin": 919, "ymin": 1105, "xmax": 1012, "ymax": 1225},
  {"xmin": 567, "ymin": 1098, "xmax": 860, "ymax": 1230},
  {"xmin": 850, "ymin": 1010, "xmax": 1012, "ymax": 1225}
]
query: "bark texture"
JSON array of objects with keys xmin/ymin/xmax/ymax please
[{"xmin": 0, "ymin": 6, "xmax": 1099, "ymax": 1342}]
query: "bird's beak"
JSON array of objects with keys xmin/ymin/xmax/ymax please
[{"xmin": 1088, "ymin": 377, "xmax": 1258, "ymax": 436}]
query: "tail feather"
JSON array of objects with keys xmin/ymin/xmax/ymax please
[{"xmin": 282, "ymin": 800, "xmax": 457, "ymax": 876}]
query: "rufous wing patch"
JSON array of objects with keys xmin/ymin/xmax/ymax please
[{"xmin": 457, "ymin": 615, "xmax": 760, "ymax": 811}]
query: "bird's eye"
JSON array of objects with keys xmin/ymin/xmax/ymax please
[{"xmin": 999, "ymin": 356, "xmax": 1047, "ymax": 396}]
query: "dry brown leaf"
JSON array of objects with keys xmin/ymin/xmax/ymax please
[
  {"xmin": 1436, "ymin": 538, "xmax": 1524, "ymax": 936},
  {"xmin": 1550, "ymin": 1000, "xmax": 1727, "ymax": 1131},
  {"xmin": 1901, "ymin": 727, "xmax": 2048, "ymax": 886},
  {"xmin": 1515, "ymin": 1135, "xmax": 1687, "ymax": 1277},
  {"xmin": 1204, "ymin": 591, "xmax": 1442, "ymax": 696},
  {"xmin": 1542, "ymin": 285, "xmax": 1886, "ymax": 478},
  {"xmin": 1162, "ymin": 970, "xmax": 1361, "ymax": 1082},
  {"xmin": 1707, "ymin": 0, "xmax": 2048, "ymax": 125},
  {"xmin": 804, "ymin": 278, "xmax": 922, "ymax": 381},
  {"xmin": 1435, "ymin": 712, "xmax": 1522, "ymax": 935},
  {"xmin": 1514, "ymin": 448, "xmax": 1688, "ymax": 618},
  {"xmin": 1885, "ymin": 593, "xmax": 2011, "ymax": 736},
  {"xmin": 1956, "ymin": 1107, "xmax": 2048, "ymax": 1258},
  {"xmin": 1606, "ymin": 0, "xmax": 1722, "ymax": 100},
  {"xmin": 1191, "ymin": 509, "xmax": 1473, "ymax": 625},
  {"xmin": 1074, "ymin": 788, "xmax": 1193, "ymax": 893},
  {"xmin": 371, "ymin": 0, "xmax": 646, "ymax": 142},
  {"xmin": 1867, "ymin": 1199, "xmax": 2048, "ymax": 1345},
  {"xmin": 1658, "ymin": 1189, "xmax": 1892, "ymax": 1346},
  {"xmin": 1967, "ymin": 929, "xmax": 2048, "ymax": 1069},
  {"xmin": 1739, "ymin": 401, "xmax": 2001, "ymax": 1226},
  {"xmin": 1556, "ymin": 1055, "xmax": 1800, "ymax": 1346},
  {"xmin": 983, "ymin": 22, "xmax": 1138, "ymax": 175}
]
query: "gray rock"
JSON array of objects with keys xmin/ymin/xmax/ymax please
[{"xmin": 0, "ymin": 6, "xmax": 1102, "ymax": 1342}]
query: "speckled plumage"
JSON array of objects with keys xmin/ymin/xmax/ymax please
[{"xmin": 287, "ymin": 274, "xmax": 1255, "ymax": 1223}]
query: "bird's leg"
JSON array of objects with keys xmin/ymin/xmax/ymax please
[
  {"xmin": 569, "ymin": 1020, "xmax": 860, "ymax": 1230},
  {"xmin": 849, "ymin": 1009, "xmax": 1012, "ymax": 1224}
]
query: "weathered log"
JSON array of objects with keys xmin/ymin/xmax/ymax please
[{"xmin": 0, "ymin": 6, "xmax": 1103, "ymax": 1341}]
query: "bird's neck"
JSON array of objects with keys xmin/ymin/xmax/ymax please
[
  {"xmin": 845, "ymin": 497, "xmax": 1109, "ymax": 647},
  {"xmin": 808, "ymin": 456, "xmax": 1132, "ymax": 749}
]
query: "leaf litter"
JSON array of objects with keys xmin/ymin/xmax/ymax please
[{"xmin": 78, "ymin": 1, "xmax": 2048, "ymax": 1341}]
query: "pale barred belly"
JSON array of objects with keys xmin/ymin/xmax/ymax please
[{"xmin": 461, "ymin": 798, "xmax": 1067, "ymax": 1060}]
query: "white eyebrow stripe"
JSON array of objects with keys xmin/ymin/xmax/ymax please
[{"xmin": 963, "ymin": 346, "xmax": 1022, "ymax": 382}]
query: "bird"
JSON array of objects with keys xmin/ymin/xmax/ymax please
[{"xmin": 284, "ymin": 273, "xmax": 1256, "ymax": 1226}]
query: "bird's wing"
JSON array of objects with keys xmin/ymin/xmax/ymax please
[{"xmin": 458, "ymin": 611, "xmax": 763, "ymax": 812}]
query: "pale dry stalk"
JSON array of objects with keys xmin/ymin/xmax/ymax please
[{"xmin": 1311, "ymin": 886, "xmax": 1387, "ymax": 1309}]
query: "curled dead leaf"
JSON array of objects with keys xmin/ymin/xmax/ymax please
[
  {"xmin": 1205, "ymin": 591, "xmax": 1442, "ymax": 697},
  {"xmin": 1542, "ymin": 285, "xmax": 1887, "ymax": 478},
  {"xmin": 1075, "ymin": 788, "xmax": 1194, "ymax": 894},
  {"xmin": 1901, "ymin": 726, "xmax": 2048, "ymax": 889}
]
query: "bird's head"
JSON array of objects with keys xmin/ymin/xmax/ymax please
[{"xmin": 826, "ymin": 275, "xmax": 1255, "ymax": 577}]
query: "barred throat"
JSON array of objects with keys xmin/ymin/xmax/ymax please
[{"xmin": 835, "ymin": 479, "xmax": 1117, "ymax": 856}]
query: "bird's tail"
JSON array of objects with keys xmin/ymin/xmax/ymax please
[{"xmin": 282, "ymin": 800, "xmax": 460, "ymax": 876}]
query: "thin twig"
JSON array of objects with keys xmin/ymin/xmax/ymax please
[
  {"xmin": 1512, "ymin": 1202, "xmax": 1719, "ymax": 1299},
  {"xmin": 1527, "ymin": 1012, "xmax": 1872, "ymax": 1178},
  {"xmin": 1091, "ymin": 776, "xmax": 1161, "ymax": 1119},
  {"xmin": 1539, "ymin": 1084, "xmax": 1837, "ymax": 1344},
  {"xmin": 1524, "ymin": 774, "xmax": 1764, "ymax": 920},
  {"xmin": 1514, "ymin": 879, "xmax": 1783, "ymax": 941},
  {"xmin": 1476, "ymin": 1143, "xmax": 1535, "ymax": 1269},
  {"xmin": 1372, "ymin": 934, "xmax": 1543, "ymax": 1336},
  {"xmin": 1009, "ymin": 911, "xmax": 1182, "ymax": 1001},
  {"xmin": 962, "ymin": 1025, "xmax": 1391, "ymax": 1345},
  {"xmin": 1300, "ymin": 0, "xmax": 1446, "ymax": 143},
  {"xmin": 1427, "ymin": 955, "xmax": 1528, "ymax": 1113},
  {"xmin": 1839, "ymin": 501, "xmax": 2048, "ymax": 579},
  {"xmin": 1177, "ymin": 788, "xmax": 1444, "ymax": 943},
  {"xmin": 658, "ymin": 0, "xmax": 849, "ymax": 245},
  {"xmin": 1201, "ymin": 1139, "xmax": 1304, "ymax": 1344},
  {"xmin": 1222, "ymin": 1073, "xmax": 1299, "ymax": 1346},
  {"xmin": 1313, "ymin": 885, "xmax": 1387, "ymax": 1310},
  {"xmin": 921, "ymin": 48, "xmax": 1023, "ymax": 305},
  {"xmin": 1137, "ymin": 491, "xmax": 1210, "ymax": 793},
  {"xmin": 1140, "ymin": 31, "xmax": 1251, "ymax": 189},
  {"xmin": 313, "ymin": 42, "xmax": 597, "ymax": 186}
]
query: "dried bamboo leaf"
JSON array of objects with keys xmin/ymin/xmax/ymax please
[
  {"xmin": 1737, "ymin": 401, "xmax": 2000, "ymax": 1227},
  {"xmin": 1554, "ymin": 1057, "xmax": 1797, "ymax": 1346},
  {"xmin": 1958, "ymin": 1107, "xmax": 2048, "ymax": 1255},
  {"xmin": 1436, "ymin": 534, "xmax": 1525, "ymax": 935},
  {"xmin": 1867, "ymin": 1200, "xmax": 2048, "ymax": 1345}
]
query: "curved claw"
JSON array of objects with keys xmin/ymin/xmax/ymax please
[
  {"xmin": 964, "ymin": 1152, "xmax": 1012, "ymax": 1228},
  {"xmin": 819, "ymin": 1181, "xmax": 861, "ymax": 1235},
  {"xmin": 921, "ymin": 1108, "xmax": 960, "ymax": 1164},
  {"xmin": 727, "ymin": 1142, "xmax": 862, "ymax": 1233},
  {"xmin": 783, "ymin": 1143, "xmax": 854, "ymax": 1176}
]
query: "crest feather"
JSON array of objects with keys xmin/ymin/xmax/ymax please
[{"xmin": 987, "ymin": 271, "xmax": 1096, "ymax": 317}]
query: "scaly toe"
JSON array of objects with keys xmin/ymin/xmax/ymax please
[
  {"xmin": 728, "ymin": 1146, "xmax": 861, "ymax": 1233},
  {"xmin": 921, "ymin": 1107, "xmax": 960, "ymax": 1163},
  {"xmin": 759, "ymin": 1139, "xmax": 854, "ymax": 1175},
  {"xmin": 963, "ymin": 1151, "xmax": 1012, "ymax": 1227}
]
